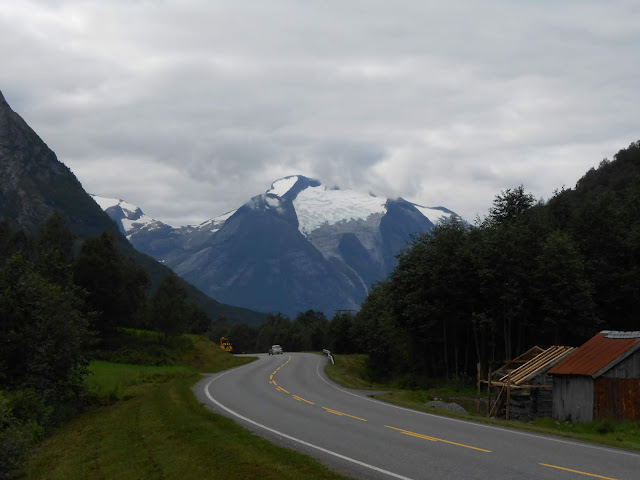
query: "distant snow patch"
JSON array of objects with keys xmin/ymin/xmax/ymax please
[
  {"xmin": 200, "ymin": 210, "xmax": 236, "ymax": 226},
  {"xmin": 118, "ymin": 201, "xmax": 139, "ymax": 215},
  {"xmin": 294, "ymin": 185, "xmax": 387, "ymax": 235},
  {"xmin": 198, "ymin": 210, "xmax": 237, "ymax": 233},
  {"xmin": 121, "ymin": 214, "xmax": 154, "ymax": 232},
  {"xmin": 414, "ymin": 205, "xmax": 452, "ymax": 225},
  {"xmin": 91, "ymin": 195, "xmax": 138, "ymax": 216},
  {"xmin": 91, "ymin": 195, "xmax": 119, "ymax": 210},
  {"xmin": 268, "ymin": 176, "xmax": 298, "ymax": 197}
]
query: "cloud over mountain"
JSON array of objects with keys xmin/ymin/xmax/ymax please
[{"xmin": 1, "ymin": 1, "xmax": 638, "ymax": 228}]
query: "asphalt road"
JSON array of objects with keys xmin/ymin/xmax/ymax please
[{"xmin": 194, "ymin": 353, "xmax": 639, "ymax": 480}]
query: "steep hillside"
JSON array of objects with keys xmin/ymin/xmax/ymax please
[
  {"xmin": 0, "ymin": 91, "xmax": 117, "ymax": 237},
  {"xmin": 0, "ymin": 89, "xmax": 266, "ymax": 326}
]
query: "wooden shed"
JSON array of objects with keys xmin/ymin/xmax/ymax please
[
  {"xmin": 479, "ymin": 345, "xmax": 575, "ymax": 420},
  {"xmin": 548, "ymin": 331, "xmax": 640, "ymax": 423}
]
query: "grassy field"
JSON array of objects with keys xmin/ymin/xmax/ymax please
[
  {"xmin": 25, "ymin": 334, "xmax": 350, "ymax": 480},
  {"xmin": 325, "ymin": 353, "xmax": 640, "ymax": 452}
]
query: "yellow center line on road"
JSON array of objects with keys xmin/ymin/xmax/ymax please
[
  {"xmin": 322, "ymin": 407, "xmax": 368, "ymax": 422},
  {"xmin": 385, "ymin": 425, "xmax": 491, "ymax": 453},
  {"xmin": 539, "ymin": 463, "xmax": 618, "ymax": 480},
  {"xmin": 269, "ymin": 357, "xmax": 292, "ymax": 393},
  {"xmin": 293, "ymin": 395, "xmax": 315, "ymax": 405}
]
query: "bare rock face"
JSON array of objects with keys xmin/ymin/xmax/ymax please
[{"xmin": 0, "ymin": 90, "xmax": 117, "ymax": 236}]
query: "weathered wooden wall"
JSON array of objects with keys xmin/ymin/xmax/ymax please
[
  {"xmin": 552, "ymin": 375, "xmax": 594, "ymax": 423},
  {"xmin": 533, "ymin": 372, "xmax": 553, "ymax": 418},
  {"xmin": 602, "ymin": 350, "xmax": 640, "ymax": 379},
  {"xmin": 594, "ymin": 378, "xmax": 640, "ymax": 421},
  {"xmin": 509, "ymin": 372, "xmax": 554, "ymax": 420}
]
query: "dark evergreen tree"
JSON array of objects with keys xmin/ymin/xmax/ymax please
[
  {"xmin": 487, "ymin": 185, "xmax": 535, "ymax": 225},
  {"xmin": 150, "ymin": 273, "xmax": 189, "ymax": 337},
  {"xmin": 534, "ymin": 230, "xmax": 599, "ymax": 344},
  {"xmin": 327, "ymin": 312, "xmax": 357, "ymax": 354},
  {"xmin": 37, "ymin": 211, "xmax": 75, "ymax": 264},
  {"xmin": 35, "ymin": 211, "xmax": 76, "ymax": 286},
  {"xmin": 390, "ymin": 217, "xmax": 476, "ymax": 377},
  {"xmin": 228, "ymin": 322, "xmax": 258, "ymax": 353},
  {"xmin": 352, "ymin": 281, "xmax": 403, "ymax": 378},
  {"xmin": 291, "ymin": 310, "xmax": 328, "ymax": 351},
  {"xmin": 0, "ymin": 254, "xmax": 92, "ymax": 405},
  {"xmin": 256, "ymin": 313, "xmax": 291, "ymax": 352},
  {"xmin": 74, "ymin": 232, "xmax": 150, "ymax": 334}
]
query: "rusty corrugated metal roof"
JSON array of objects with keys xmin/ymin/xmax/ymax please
[{"xmin": 548, "ymin": 331, "xmax": 640, "ymax": 378}]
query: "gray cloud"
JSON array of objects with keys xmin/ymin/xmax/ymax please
[{"xmin": 1, "ymin": 0, "xmax": 639, "ymax": 226}]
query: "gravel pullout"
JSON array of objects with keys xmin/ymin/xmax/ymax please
[{"xmin": 425, "ymin": 400, "xmax": 467, "ymax": 414}]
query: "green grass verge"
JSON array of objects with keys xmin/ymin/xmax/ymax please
[
  {"xmin": 96, "ymin": 328, "xmax": 194, "ymax": 366},
  {"xmin": 325, "ymin": 353, "xmax": 640, "ymax": 452},
  {"xmin": 25, "ymin": 334, "xmax": 350, "ymax": 480},
  {"xmin": 85, "ymin": 361, "xmax": 194, "ymax": 404},
  {"xmin": 323, "ymin": 354, "xmax": 382, "ymax": 390}
]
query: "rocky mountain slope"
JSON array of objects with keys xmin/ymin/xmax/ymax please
[
  {"xmin": 0, "ymin": 89, "xmax": 266, "ymax": 325},
  {"xmin": 97, "ymin": 176, "xmax": 459, "ymax": 317},
  {"xmin": 0, "ymin": 90, "xmax": 117, "ymax": 237}
]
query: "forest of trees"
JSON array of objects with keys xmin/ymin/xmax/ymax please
[
  {"xmin": 0, "ymin": 212, "xmax": 211, "ymax": 475},
  {"xmin": 349, "ymin": 140, "xmax": 640, "ymax": 381}
]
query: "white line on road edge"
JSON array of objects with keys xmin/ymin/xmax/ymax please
[
  {"xmin": 314, "ymin": 358, "xmax": 640, "ymax": 458},
  {"xmin": 204, "ymin": 364, "xmax": 415, "ymax": 480}
]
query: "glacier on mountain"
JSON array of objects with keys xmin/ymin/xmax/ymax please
[{"xmin": 93, "ymin": 175, "xmax": 460, "ymax": 316}]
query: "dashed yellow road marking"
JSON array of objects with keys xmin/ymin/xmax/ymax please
[
  {"xmin": 276, "ymin": 386, "xmax": 290, "ymax": 394},
  {"xmin": 293, "ymin": 395, "xmax": 315, "ymax": 405},
  {"xmin": 322, "ymin": 407, "xmax": 367, "ymax": 422},
  {"xmin": 539, "ymin": 463, "xmax": 618, "ymax": 480},
  {"xmin": 385, "ymin": 426, "xmax": 491, "ymax": 453}
]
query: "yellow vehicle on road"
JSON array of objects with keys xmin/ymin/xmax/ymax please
[{"xmin": 219, "ymin": 337, "xmax": 233, "ymax": 353}]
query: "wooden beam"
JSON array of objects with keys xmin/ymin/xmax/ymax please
[
  {"xmin": 487, "ymin": 367, "xmax": 492, "ymax": 415},
  {"xmin": 488, "ymin": 386, "xmax": 504, "ymax": 418},
  {"xmin": 506, "ymin": 373, "xmax": 511, "ymax": 421},
  {"xmin": 476, "ymin": 362, "xmax": 481, "ymax": 414}
]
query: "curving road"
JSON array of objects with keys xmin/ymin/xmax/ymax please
[{"xmin": 194, "ymin": 353, "xmax": 639, "ymax": 480}]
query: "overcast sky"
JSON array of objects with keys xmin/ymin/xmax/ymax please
[{"xmin": 1, "ymin": 1, "xmax": 639, "ymax": 226}]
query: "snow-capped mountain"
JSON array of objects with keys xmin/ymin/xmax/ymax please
[
  {"xmin": 91, "ymin": 195, "xmax": 166, "ymax": 234},
  {"xmin": 90, "ymin": 194, "xmax": 237, "ymax": 262},
  {"xmin": 95, "ymin": 175, "xmax": 458, "ymax": 316}
]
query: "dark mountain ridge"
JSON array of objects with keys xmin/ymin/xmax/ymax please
[
  {"xmin": 0, "ymin": 89, "xmax": 266, "ymax": 325},
  {"xmin": 0, "ymin": 91, "xmax": 116, "ymax": 237}
]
